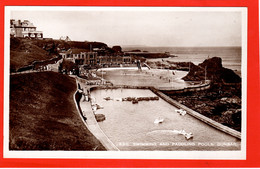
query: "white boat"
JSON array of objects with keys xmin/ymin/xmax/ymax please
[
  {"xmin": 184, "ymin": 133, "xmax": 193, "ymax": 140},
  {"xmin": 154, "ymin": 117, "xmax": 164, "ymax": 124},
  {"xmin": 174, "ymin": 129, "xmax": 193, "ymax": 140},
  {"xmin": 92, "ymin": 105, "xmax": 97, "ymax": 111},
  {"xmin": 175, "ymin": 109, "xmax": 187, "ymax": 116},
  {"xmin": 115, "ymin": 98, "xmax": 122, "ymax": 101}
]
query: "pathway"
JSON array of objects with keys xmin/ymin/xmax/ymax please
[
  {"xmin": 75, "ymin": 78, "xmax": 119, "ymax": 151},
  {"xmin": 10, "ymin": 59, "xmax": 62, "ymax": 75}
]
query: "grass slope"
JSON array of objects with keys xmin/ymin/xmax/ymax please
[
  {"xmin": 9, "ymin": 72, "xmax": 106, "ymax": 150},
  {"xmin": 10, "ymin": 38, "xmax": 55, "ymax": 71},
  {"xmin": 10, "ymin": 38, "xmax": 109, "ymax": 72}
]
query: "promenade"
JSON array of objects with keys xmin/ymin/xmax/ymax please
[{"xmin": 75, "ymin": 79, "xmax": 119, "ymax": 151}]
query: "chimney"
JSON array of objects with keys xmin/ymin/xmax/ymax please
[{"xmin": 10, "ymin": 19, "xmax": 14, "ymax": 26}]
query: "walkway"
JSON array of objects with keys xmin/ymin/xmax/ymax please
[
  {"xmin": 10, "ymin": 59, "xmax": 62, "ymax": 75},
  {"xmin": 79, "ymin": 97, "xmax": 119, "ymax": 151},
  {"xmin": 75, "ymin": 77, "xmax": 119, "ymax": 151}
]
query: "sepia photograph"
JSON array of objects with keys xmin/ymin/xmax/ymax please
[{"xmin": 4, "ymin": 6, "xmax": 247, "ymax": 159}]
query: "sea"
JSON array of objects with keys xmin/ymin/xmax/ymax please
[{"xmin": 123, "ymin": 46, "xmax": 242, "ymax": 77}]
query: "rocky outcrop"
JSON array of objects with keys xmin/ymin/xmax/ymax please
[
  {"xmin": 95, "ymin": 114, "xmax": 106, "ymax": 122},
  {"xmin": 167, "ymin": 57, "xmax": 242, "ymax": 131},
  {"xmin": 182, "ymin": 57, "xmax": 241, "ymax": 83}
]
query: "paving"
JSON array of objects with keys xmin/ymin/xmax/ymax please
[{"xmin": 76, "ymin": 79, "xmax": 119, "ymax": 151}]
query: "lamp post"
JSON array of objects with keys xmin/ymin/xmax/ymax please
[
  {"xmin": 101, "ymin": 64, "xmax": 103, "ymax": 85},
  {"xmin": 204, "ymin": 66, "xmax": 207, "ymax": 82}
]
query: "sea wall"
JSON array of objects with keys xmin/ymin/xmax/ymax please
[
  {"xmin": 158, "ymin": 80, "xmax": 211, "ymax": 94},
  {"xmin": 89, "ymin": 81, "xmax": 211, "ymax": 95},
  {"xmin": 90, "ymin": 85, "xmax": 151, "ymax": 91}
]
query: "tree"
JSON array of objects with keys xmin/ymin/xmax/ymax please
[{"xmin": 112, "ymin": 46, "xmax": 122, "ymax": 53}]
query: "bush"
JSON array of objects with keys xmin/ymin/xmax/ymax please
[{"xmin": 212, "ymin": 103, "xmax": 227, "ymax": 115}]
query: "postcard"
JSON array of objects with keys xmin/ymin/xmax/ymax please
[{"xmin": 0, "ymin": 2, "xmax": 259, "ymax": 168}]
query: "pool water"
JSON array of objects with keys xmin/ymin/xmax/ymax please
[
  {"xmin": 97, "ymin": 68, "xmax": 191, "ymax": 89},
  {"xmin": 91, "ymin": 88, "xmax": 241, "ymax": 151}
]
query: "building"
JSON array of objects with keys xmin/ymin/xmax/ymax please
[
  {"xmin": 97, "ymin": 55, "xmax": 133, "ymax": 66},
  {"xmin": 59, "ymin": 36, "xmax": 71, "ymax": 41},
  {"xmin": 122, "ymin": 55, "xmax": 132, "ymax": 64},
  {"xmin": 59, "ymin": 48, "xmax": 98, "ymax": 65},
  {"xmin": 10, "ymin": 19, "xmax": 43, "ymax": 38},
  {"xmin": 60, "ymin": 48, "xmax": 133, "ymax": 67}
]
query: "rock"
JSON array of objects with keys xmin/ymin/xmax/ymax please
[
  {"xmin": 221, "ymin": 97, "xmax": 241, "ymax": 104},
  {"xmin": 212, "ymin": 103, "xmax": 227, "ymax": 115},
  {"xmin": 221, "ymin": 97, "xmax": 228, "ymax": 101},
  {"xmin": 182, "ymin": 57, "xmax": 241, "ymax": 83},
  {"xmin": 200, "ymin": 57, "xmax": 222, "ymax": 69},
  {"xmin": 222, "ymin": 110, "xmax": 233, "ymax": 116},
  {"xmin": 232, "ymin": 109, "xmax": 241, "ymax": 123},
  {"xmin": 235, "ymin": 109, "xmax": 241, "ymax": 113},
  {"xmin": 95, "ymin": 114, "xmax": 106, "ymax": 122}
]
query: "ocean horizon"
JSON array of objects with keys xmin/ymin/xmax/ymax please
[{"xmin": 123, "ymin": 46, "xmax": 242, "ymax": 76}]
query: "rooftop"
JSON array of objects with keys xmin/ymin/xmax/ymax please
[
  {"xmin": 10, "ymin": 19, "xmax": 36, "ymax": 28},
  {"xmin": 67, "ymin": 48, "xmax": 91, "ymax": 54}
]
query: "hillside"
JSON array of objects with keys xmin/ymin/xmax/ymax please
[
  {"xmin": 10, "ymin": 38, "xmax": 109, "ymax": 72},
  {"xmin": 10, "ymin": 38, "xmax": 55, "ymax": 72},
  {"xmin": 9, "ymin": 72, "xmax": 106, "ymax": 150}
]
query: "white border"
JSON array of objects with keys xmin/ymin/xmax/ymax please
[{"xmin": 4, "ymin": 6, "xmax": 247, "ymax": 159}]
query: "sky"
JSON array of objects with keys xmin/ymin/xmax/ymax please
[{"xmin": 9, "ymin": 7, "xmax": 244, "ymax": 47}]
